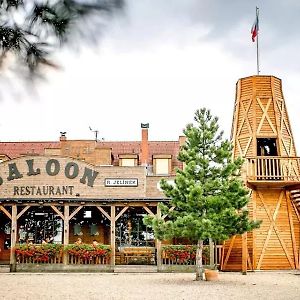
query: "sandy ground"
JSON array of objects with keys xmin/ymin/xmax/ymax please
[{"xmin": 0, "ymin": 271, "xmax": 299, "ymax": 300}]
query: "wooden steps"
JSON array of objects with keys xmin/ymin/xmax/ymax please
[
  {"xmin": 0, "ymin": 264, "xmax": 10, "ymax": 273},
  {"xmin": 114, "ymin": 265, "xmax": 157, "ymax": 273},
  {"xmin": 290, "ymin": 189, "xmax": 300, "ymax": 210}
]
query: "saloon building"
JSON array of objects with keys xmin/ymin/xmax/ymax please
[{"xmin": 0, "ymin": 124, "xmax": 186, "ymax": 270}]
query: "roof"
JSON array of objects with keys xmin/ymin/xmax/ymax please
[{"xmin": 0, "ymin": 140, "xmax": 181, "ymax": 162}]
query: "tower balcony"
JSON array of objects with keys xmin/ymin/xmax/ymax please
[{"xmin": 246, "ymin": 156, "xmax": 300, "ymax": 188}]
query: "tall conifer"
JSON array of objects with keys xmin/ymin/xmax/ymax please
[{"xmin": 144, "ymin": 108, "xmax": 260, "ymax": 280}]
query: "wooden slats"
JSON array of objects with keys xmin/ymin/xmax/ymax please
[{"xmin": 246, "ymin": 156, "xmax": 300, "ymax": 182}]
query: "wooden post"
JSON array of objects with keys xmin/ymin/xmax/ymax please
[
  {"xmin": 156, "ymin": 206, "xmax": 162, "ymax": 271},
  {"xmin": 209, "ymin": 238, "xmax": 215, "ymax": 267},
  {"xmin": 63, "ymin": 205, "xmax": 69, "ymax": 265},
  {"xmin": 242, "ymin": 233, "xmax": 247, "ymax": 275},
  {"xmin": 252, "ymin": 190, "xmax": 257, "ymax": 270},
  {"xmin": 110, "ymin": 205, "xmax": 116, "ymax": 267},
  {"xmin": 10, "ymin": 205, "xmax": 17, "ymax": 272}
]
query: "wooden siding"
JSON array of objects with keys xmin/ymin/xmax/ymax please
[{"xmin": 222, "ymin": 189, "xmax": 300, "ymax": 271}]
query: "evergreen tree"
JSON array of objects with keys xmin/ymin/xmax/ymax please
[
  {"xmin": 144, "ymin": 108, "xmax": 261, "ymax": 281},
  {"xmin": 0, "ymin": 0, "xmax": 124, "ymax": 76}
]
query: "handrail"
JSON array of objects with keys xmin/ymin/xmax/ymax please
[{"xmin": 246, "ymin": 156, "xmax": 300, "ymax": 182}]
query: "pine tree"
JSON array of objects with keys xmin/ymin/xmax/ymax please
[
  {"xmin": 144, "ymin": 108, "xmax": 261, "ymax": 281},
  {"xmin": 0, "ymin": 0, "xmax": 124, "ymax": 76}
]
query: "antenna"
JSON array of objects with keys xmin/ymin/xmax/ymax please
[{"xmin": 89, "ymin": 126, "xmax": 99, "ymax": 141}]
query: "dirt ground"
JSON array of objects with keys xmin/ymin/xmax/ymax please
[{"xmin": 0, "ymin": 271, "xmax": 299, "ymax": 300}]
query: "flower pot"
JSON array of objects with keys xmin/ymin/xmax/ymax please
[{"xmin": 204, "ymin": 269, "xmax": 219, "ymax": 281}]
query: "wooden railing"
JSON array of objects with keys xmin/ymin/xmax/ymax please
[
  {"xmin": 68, "ymin": 254, "xmax": 110, "ymax": 265},
  {"xmin": 15, "ymin": 244, "xmax": 111, "ymax": 265},
  {"xmin": 246, "ymin": 156, "xmax": 300, "ymax": 182},
  {"xmin": 16, "ymin": 251, "xmax": 63, "ymax": 264}
]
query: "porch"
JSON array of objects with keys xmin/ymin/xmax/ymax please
[{"xmin": 246, "ymin": 156, "xmax": 300, "ymax": 188}]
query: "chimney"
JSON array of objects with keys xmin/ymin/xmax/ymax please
[
  {"xmin": 60, "ymin": 132, "xmax": 67, "ymax": 141},
  {"xmin": 179, "ymin": 135, "xmax": 186, "ymax": 147},
  {"xmin": 141, "ymin": 123, "xmax": 149, "ymax": 165}
]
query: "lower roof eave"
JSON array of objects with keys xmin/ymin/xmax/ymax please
[{"xmin": 0, "ymin": 197, "xmax": 170, "ymax": 204}]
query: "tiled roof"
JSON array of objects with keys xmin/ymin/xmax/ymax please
[
  {"xmin": 0, "ymin": 142, "xmax": 59, "ymax": 159},
  {"xmin": 0, "ymin": 140, "xmax": 182, "ymax": 169}
]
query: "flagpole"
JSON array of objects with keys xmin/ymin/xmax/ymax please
[{"xmin": 256, "ymin": 7, "xmax": 260, "ymax": 75}]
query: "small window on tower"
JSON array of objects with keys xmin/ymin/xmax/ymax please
[{"xmin": 257, "ymin": 138, "xmax": 278, "ymax": 156}]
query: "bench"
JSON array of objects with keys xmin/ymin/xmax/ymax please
[{"xmin": 122, "ymin": 247, "xmax": 155, "ymax": 264}]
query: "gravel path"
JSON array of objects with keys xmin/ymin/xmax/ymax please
[{"xmin": 0, "ymin": 271, "xmax": 299, "ymax": 300}]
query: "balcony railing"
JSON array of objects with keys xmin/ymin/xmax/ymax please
[{"xmin": 246, "ymin": 156, "xmax": 300, "ymax": 182}]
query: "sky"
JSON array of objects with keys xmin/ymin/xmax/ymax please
[{"xmin": 1, "ymin": 0, "xmax": 300, "ymax": 150}]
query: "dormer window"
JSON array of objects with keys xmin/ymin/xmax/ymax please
[
  {"xmin": 153, "ymin": 154, "xmax": 172, "ymax": 175},
  {"xmin": 119, "ymin": 154, "xmax": 138, "ymax": 166}
]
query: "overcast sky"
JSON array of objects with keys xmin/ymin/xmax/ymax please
[{"xmin": 1, "ymin": 0, "xmax": 300, "ymax": 150}]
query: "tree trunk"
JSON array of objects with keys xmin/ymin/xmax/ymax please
[{"xmin": 195, "ymin": 239, "xmax": 204, "ymax": 281}]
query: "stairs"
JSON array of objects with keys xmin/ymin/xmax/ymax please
[
  {"xmin": 290, "ymin": 189, "xmax": 300, "ymax": 210},
  {"xmin": 114, "ymin": 265, "xmax": 157, "ymax": 273},
  {"xmin": 0, "ymin": 264, "xmax": 10, "ymax": 273}
]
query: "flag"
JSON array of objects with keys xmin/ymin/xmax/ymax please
[{"xmin": 251, "ymin": 11, "xmax": 259, "ymax": 42}]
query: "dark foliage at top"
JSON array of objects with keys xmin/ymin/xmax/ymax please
[{"xmin": 0, "ymin": 0, "xmax": 124, "ymax": 76}]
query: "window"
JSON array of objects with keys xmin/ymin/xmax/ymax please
[
  {"xmin": 119, "ymin": 154, "xmax": 138, "ymax": 166},
  {"xmin": 257, "ymin": 138, "xmax": 278, "ymax": 156},
  {"xmin": 121, "ymin": 158, "xmax": 135, "ymax": 167},
  {"xmin": 153, "ymin": 155, "xmax": 172, "ymax": 175}
]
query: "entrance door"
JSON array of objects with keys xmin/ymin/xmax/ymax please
[
  {"xmin": 115, "ymin": 207, "xmax": 155, "ymax": 265},
  {"xmin": 257, "ymin": 138, "xmax": 281, "ymax": 179}
]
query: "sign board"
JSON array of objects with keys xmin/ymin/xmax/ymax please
[{"xmin": 105, "ymin": 178, "xmax": 138, "ymax": 187}]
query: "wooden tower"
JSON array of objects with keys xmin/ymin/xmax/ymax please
[{"xmin": 221, "ymin": 75, "xmax": 300, "ymax": 271}]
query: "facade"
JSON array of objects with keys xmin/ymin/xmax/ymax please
[
  {"xmin": 0, "ymin": 125, "xmax": 185, "ymax": 269},
  {"xmin": 1, "ymin": 75, "xmax": 300, "ymax": 272}
]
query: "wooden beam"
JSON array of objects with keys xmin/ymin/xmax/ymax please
[
  {"xmin": 17, "ymin": 206, "xmax": 30, "ymax": 220},
  {"xmin": 63, "ymin": 205, "xmax": 69, "ymax": 265},
  {"xmin": 252, "ymin": 190, "xmax": 257, "ymax": 269},
  {"xmin": 69, "ymin": 206, "xmax": 82, "ymax": 221},
  {"xmin": 162, "ymin": 206, "xmax": 175, "ymax": 220},
  {"xmin": 0, "ymin": 205, "xmax": 12, "ymax": 220},
  {"xmin": 50, "ymin": 205, "xmax": 65, "ymax": 220},
  {"xmin": 116, "ymin": 206, "xmax": 128, "ymax": 221},
  {"xmin": 10, "ymin": 205, "xmax": 17, "ymax": 272},
  {"xmin": 286, "ymin": 190, "xmax": 298, "ymax": 269},
  {"xmin": 209, "ymin": 238, "xmax": 215, "ymax": 267},
  {"xmin": 110, "ymin": 206, "xmax": 116, "ymax": 267},
  {"xmin": 291, "ymin": 201, "xmax": 300, "ymax": 268},
  {"xmin": 242, "ymin": 233, "xmax": 247, "ymax": 274},
  {"xmin": 143, "ymin": 206, "xmax": 154, "ymax": 216},
  {"xmin": 258, "ymin": 191, "xmax": 294, "ymax": 269},
  {"xmin": 156, "ymin": 206, "xmax": 162, "ymax": 271},
  {"xmin": 222, "ymin": 235, "xmax": 236, "ymax": 269},
  {"xmin": 247, "ymin": 247, "xmax": 253, "ymax": 271},
  {"xmin": 257, "ymin": 191, "xmax": 282, "ymax": 269},
  {"xmin": 96, "ymin": 206, "xmax": 111, "ymax": 221},
  {"xmin": 237, "ymin": 100, "xmax": 253, "ymax": 137},
  {"xmin": 256, "ymin": 98, "xmax": 277, "ymax": 134}
]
